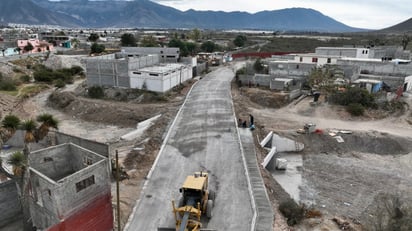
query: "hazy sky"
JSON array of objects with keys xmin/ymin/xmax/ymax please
[{"xmin": 152, "ymin": 0, "xmax": 412, "ymax": 29}]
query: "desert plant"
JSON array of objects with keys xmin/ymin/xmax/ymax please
[
  {"xmin": 54, "ymin": 79, "xmax": 66, "ymax": 88},
  {"xmin": 0, "ymin": 79, "xmax": 17, "ymax": 91},
  {"xmin": 88, "ymin": 85, "xmax": 104, "ymax": 99},
  {"xmin": 346, "ymin": 103, "xmax": 365, "ymax": 116},
  {"xmin": 20, "ymin": 75, "xmax": 31, "ymax": 83},
  {"xmin": 21, "ymin": 120, "xmax": 37, "ymax": 143},
  {"xmin": 7, "ymin": 151, "xmax": 26, "ymax": 176},
  {"xmin": 279, "ymin": 199, "xmax": 306, "ymax": 226}
]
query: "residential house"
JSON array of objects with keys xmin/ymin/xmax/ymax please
[
  {"xmin": 17, "ymin": 39, "xmax": 53, "ymax": 54},
  {"xmin": 85, "ymin": 51, "xmax": 193, "ymax": 93}
]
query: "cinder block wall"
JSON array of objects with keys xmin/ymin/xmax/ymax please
[
  {"xmin": 54, "ymin": 131, "xmax": 110, "ymax": 157},
  {"xmin": 0, "ymin": 180, "xmax": 22, "ymax": 228}
]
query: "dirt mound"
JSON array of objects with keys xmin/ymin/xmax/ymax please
[
  {"xmin": 47, "ymin": 90, "xmax": 180, "ymax": 127},
  {"xmin": 242, "ymin": 87, "xmax": 290, "ymax": 109},
  {"xmin": 295, "ymin": 131, "xmax": 412, "ymax": 156}
]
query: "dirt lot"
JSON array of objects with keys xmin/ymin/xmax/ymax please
[
  {"xmin": 1, "ymin": 62, "xmax": 412, "ymax": 230},
  {"xmin": 232, "ymin": 83, "xmax": 412, "ymax": 230}
]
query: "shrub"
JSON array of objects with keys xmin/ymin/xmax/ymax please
[
  {"xmin": 346, "ymin": 103, "xmax": 365, "ymax": 116},
  {"xmin": 88, "ymin": 86, "xmax": 104, "ymax": 99},
  {"xmin": 329, "ymin": 87, "xmax": 376, "ymax": 108},
  {"xmin": 54, "ymin": 79, "xmax": 66, "ymax": 88},
  {"xmin": 20, "ymin": 75, "xmax": 31, "ymax": 83},
  {"xmin": 279, "ymin": 199, "xmax": 306, "ymax": 226},
  {"xmin": 70, "ymin": 66, "xmax": 84, "ymax": 75},
  {"xmin": 0, "ymin": 79, "xmax": 17, "ymax": 91}
]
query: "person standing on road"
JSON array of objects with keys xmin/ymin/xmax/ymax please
[{"xmin": 249, "ymin": 114, "xmax": 254, "ymax": 126}]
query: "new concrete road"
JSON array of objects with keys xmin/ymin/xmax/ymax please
[{"xmin": 125, "ymin": 66, "xmax": 254, "ymax": 230}]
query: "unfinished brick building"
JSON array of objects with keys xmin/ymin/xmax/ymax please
[{"xmin": 28, "ymin": 143, "xmax": 113, "ymax": 231}]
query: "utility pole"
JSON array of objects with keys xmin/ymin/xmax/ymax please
[{"xmin": 116, "ymin": 151, "xmax": 121, "ymax": 231}]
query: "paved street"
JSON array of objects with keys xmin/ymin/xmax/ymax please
[{"xmin": 125, "ymin": 67, "xmax": 254, "ymax": 230}]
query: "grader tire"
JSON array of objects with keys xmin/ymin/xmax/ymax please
[
  {"xmin": 206, "ymin": 200, "xmax": 213, "ymax": 218},
  {"xmin": 208, "ymin": 190, "xmax": 216, "ymax": 201}
]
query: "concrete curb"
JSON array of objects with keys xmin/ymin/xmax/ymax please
[{"xmin": 230, "ymin": 76, "xmax": 274, "ymax": 229}]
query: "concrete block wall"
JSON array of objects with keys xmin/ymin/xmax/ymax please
[
  {"xmin": 315, "ymin": 48, "xmax": 358, "ymax": 58},
  {"xmin": 29, "ymin": 171, "xmax": 60, "ymax": 229},
  {"xmin": 53, "ymin": 159, "xmax": 110, "ymax": 219},
  {"xmin": 337, "ymin": 60, "xmax": 412, "ymax": 77},
  {"xmin": 269, "ymin": 62, "xmax": 315, "ymax": 77},
  {"xmin": 254, "ymin": 74, "xmax": 272, "ymax": 87},
  {"xmin": 0, "ymin": 180, "xmax": 22, "ymax": 228},
  {"xmin": 29, "ymin": 144, "xmax": 76, "ymax": 181},
  {"xmin": 54, "ymin": 131, "xmax": 110, "ymax": 157}
]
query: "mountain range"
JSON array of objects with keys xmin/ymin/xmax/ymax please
[{"xmin": 0, "ymin": 0, "xmax": 368, "ymax": 32}]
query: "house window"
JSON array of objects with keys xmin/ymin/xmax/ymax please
[
  {"xmin": 132, "ymin": 72, "xmax": 141, "ymax": 75},
  {"xmin": 75, "ymin": 175, "xmax": 95, "ymax": 193},
  {"xmin": 299, "ymin": 57, "xmax": 303, "ymax": 62},
  {"xmin": 296, "ymin": 65, "xmax": 299, "ymax": 69},
  {"xmin": 312, "ymin": 57, "xmax": 318, "ymax": 63},
  {"xmin": 327, "ymin": 58, "xmax": 331, "ymax": 64},
  {"xmin": 149, "ymin": 73, "xmax": 159, "ymax": 76}
]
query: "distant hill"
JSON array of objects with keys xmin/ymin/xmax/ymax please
[
  {"xmin": 0, "ymin": 0, "xmax": 80, "ymax": 27},
  {"xmin": 0, "ymin": 0, "xmax": 363, "ymax": 32},
  {"xmin": 380, "ymin": 18, "xmax": 412, "ymax": 33}
]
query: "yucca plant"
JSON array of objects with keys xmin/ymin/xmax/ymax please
[
  {"xmin": 21, "ymin": 120, "xmax": 37, "ymax": 143},
  {"xmin": 7, "ymin": 151, "xmax": 26, "ymax": 176},
  {"xmin": 1, "ymin": 114, "xmax": 21, "ymax": 137},
  {"xmin": 36, "ymin": 113, "xmax": 59, "ymax": 141}
]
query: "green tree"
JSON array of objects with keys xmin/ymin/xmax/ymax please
[
  {"xmin": 140, "ymin": 35, "xmax": 158, "ymax": 47},
  {"xmin": 401, "ymin": 33, "xmax": 410, "ymax": 50},
  {"xmin": 121, "ymin": 33, "xmax": 137, "ymax": 47},
  {"xmin": 0, "ymin": 115, "xmax": 20, "ymax": 147},
  {"xmin": 253, "ymin": 58, "xmax": 264, "ymax": 73},
  {"xmin": 234, "ymin": 35, "xmax": 247, "ymax": 47},
  {"xmin": 36, "ymin": 113, "xmax": 59, "ymax": 141},
  {"xmin": 90, "ymin": 43, "xmax": 105, "ymax": 54},
  {"xmin": 190, "ymin": 28, "xmax": 202, "ymax": 41},
  {"xmin": 186, "ymin": 42, "xmax": 199, "ymax": 56},
  {"xmin": 88, "ymin": 33, "xmax": 100, "ymax": 42},
  {"xmin": 23, "ymin": 43, "xmax": 34, "ymax": 52},
  {"xmin": 200, "ymin": 41, "xmax": 218, "ymax": 52}
]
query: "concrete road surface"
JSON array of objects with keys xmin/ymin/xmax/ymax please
[{"xmin": 125, "ymin": 67, "xmax": 254, "ymax": 230}]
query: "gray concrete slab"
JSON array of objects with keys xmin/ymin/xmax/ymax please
[{"xmin": 125, "ymin": 67, "xmax": 254, "ymax": 230}]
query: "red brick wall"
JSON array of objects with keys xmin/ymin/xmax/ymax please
[{"xmin": 47, "ymin": 193, "xmax": 113, "ymax": 231}]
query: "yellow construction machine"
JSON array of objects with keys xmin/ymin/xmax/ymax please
[{"xmin": 158, "ymin": 172, "xmax": 216, "ymax": 231}]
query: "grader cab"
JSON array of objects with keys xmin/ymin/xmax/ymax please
[{"xmin": 158, "ymin": 172, "xmax": 216, "ymax": 231}]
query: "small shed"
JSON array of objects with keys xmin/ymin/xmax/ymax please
[{"xmin": 270, "ymin": 77, "xmax": 294, "ymax": 91}]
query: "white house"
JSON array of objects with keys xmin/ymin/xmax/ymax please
[{"xmin": 129, "ymin": 63, "xmax": 192, "ymax": 93}]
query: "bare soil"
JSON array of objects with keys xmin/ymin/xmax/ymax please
[{"xmin": 231, "ymin": 82, "xmax": 412, "ymax": 230}]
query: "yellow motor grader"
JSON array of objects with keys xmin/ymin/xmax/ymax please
[{"xmin": 158, "ymin": 172, "xmax": 216, "ymax": 231}]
